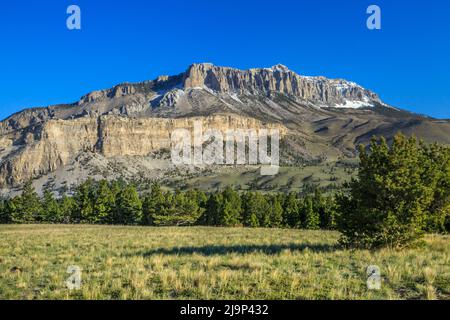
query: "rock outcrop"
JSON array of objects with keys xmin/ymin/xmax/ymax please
[
  {"xmin": 182, "ymin": 63, "xmax": 380, "ymax": 106},
  {"xmin": 0, "ymin": 114, "xmax": 287, "ymax": 187}
]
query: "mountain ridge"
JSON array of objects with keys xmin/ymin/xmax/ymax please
[
  {"xmin": 2, "ymin": 63, "xmax": 386, "ymax": 127},
  {"xmin": 0, "ymin": 63, "xmax": 449, "ymax": 192}
]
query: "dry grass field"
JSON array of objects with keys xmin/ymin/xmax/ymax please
[{"xmin": 0, "ymin": 225, "xmax": 448, "ymax": 300}]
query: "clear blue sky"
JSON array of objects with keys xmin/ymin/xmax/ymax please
[{"xmin": 1, "ymin": 0, "xmax": 449, "ymax": 120}]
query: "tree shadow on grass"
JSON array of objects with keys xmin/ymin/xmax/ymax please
[{"xmin": 135, "ymin": 243, "xmax": 340, "ymax": 257}]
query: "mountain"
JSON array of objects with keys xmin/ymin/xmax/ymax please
[{"xmin": 1, "ymin": 63, "xmax": 449, "ymax": 193}]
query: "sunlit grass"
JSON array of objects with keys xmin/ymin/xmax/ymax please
[{"xmin": 0, "ymin": 225, "xmax": 448, "ymax": 300}]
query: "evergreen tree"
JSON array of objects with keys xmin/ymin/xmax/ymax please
[
  {"xmin": 311, "ymin": 188, "xmax": 336, "ymax": 229},
  {"xmin": 283, "ymin": 192, "xmax": 300, "ymax": 228},
  {"xmin": 5, "ymin": 197, "xmax": 21, "ymax": 224},
  {"xmin": 114, "ymin": 184, "xmax": 142, "ymax": 225},
  {"xmin": 151, "ymin": 189, "xmax": 203, "ymax": 226},
  {"xmin": 337, "ymin": 134, "xmax": 442, "ymax": 248},
  {"xmin": 219, "ymin": 187, "xmax": 242, "ymax": 226},
  {"xmin": 196, "ymin": 190, "xmax": 208, "ymax": 209},
  {"xmin": 303, "ymin": 196, "xmax": 320, "ymax": 229},
  {"xmin": 200, "ymin": 193, "xmax": 223, "ymax": 226},
  {"xmin": 73, "ymin": 179, "xmax": 95, "ymax": 223},
  {"xmin": 258, "ymin": 194, "xmax": 272, "ymax": 228},
  {"xmin": 270, "ymin": 194, "xmax": 284, "ymax": 228},
  {"xmin": 41, "ymin": 189, "xmax": 61, "ymax": 223},
  {"xmin": 0, "ymin": 199, "xmax": 11, "ymax": 224},
  {"xmin": 59, "ymin": 194, "xmax": 76, "ymax": 224},
  {"xmin": 141, "ymin": 183, "xmax": 166, "ymax": 225},
  {"xmin": 242, "ymin": 192, "xmax": 260, "ymax": 227},
  {"xmin": 183, "ymin": 189, "xmax": 205, "ymax": 224},
  {"xmin": 110, "ymin": 180, "xmax": 122, "ymax": 200},
  {"xmin": 420, "ymin": 142, "xmax": 450, "ymax": 232},
  {"xmin": 321, "ymin": 195, "xmax": 338, "ymax": 229},
  {"xmin": 18, "ymin": 180, "xmax": 42, "ymax": 223},
  {"xmin": 93, "ymin": 180, "xmax": 115, "ymax": 224}
]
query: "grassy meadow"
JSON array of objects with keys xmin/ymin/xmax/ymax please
[{"xmin": 0, "ymin": 224, "xmax": 448, "ymax": 300}]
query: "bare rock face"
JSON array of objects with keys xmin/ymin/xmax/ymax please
[
  {"xmin": 182, "ymin": 63, "xmax": 380, "ymax": 106},
  {"xmin": 0, "ymin": 117, "xmax": 99, "ymax": 187},
  {"xmin": 0, "ymin": 114, "xmax": 287, "ymax": 187},
  {"xmin": 99, "ymin": 115, "xmax": 286, "ymax": 157}
]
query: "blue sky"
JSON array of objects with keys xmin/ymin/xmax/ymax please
[{"xmin": 0, "ymin": 0, "xmax": 449, "ymax": 120}]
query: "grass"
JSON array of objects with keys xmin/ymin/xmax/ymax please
[
  {"xmin": 0, "ymin": 224, "xmax": 448, "ymax": 300},
  {"xmin": 170, "ymin": 163, "xmax": 356, "ymax": 193}
]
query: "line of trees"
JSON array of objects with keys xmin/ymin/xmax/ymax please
[
  {"xmin": 0, "ymin": 133, "xmax": 448, "ymax": 248},
  {"xmin": 0, "ymin": 180, "xmax": 337, "ymax": 230}
]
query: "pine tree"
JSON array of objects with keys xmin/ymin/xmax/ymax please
[
  {"xmin": 0, "ymin": 199, "xmax": 11, "ymax": 224},
  {"xmin": 183, "ymin": 189, "xmax": 205, "ymax": 225},
  {"xmin": 219, "ymin": 186, "xmax": 242, "ymax": 226},
  {"xmin": 41, "ymin": 189, "xmax": 61, "ymax": 223},
  {"xmin": 18, "ymin": 180, "xmax": 42, "ymax": 223},
  {"xmin": 110, "ymin": 180, "xmax": 122, "ymax": 199},
  {"xmin": 73, "ymin": 179, "xmax": 94, "ymax": 223},
  {"xmin": 270, "ymin": 194, "xmax": 284, "ymax": 228},
  {"xmin": 114, "ymin": 184, "xmax": 142, "ymax": 225},
  {"xmin": 256, "ymin": 193, "xmax": 271, "ymax": 228},
  {"xmin": 142, "ymin": 183, "xmax": 165, "ymax": 225},
  {"xmin": 303, "ymin": 196, "xmax": 320, "ymax": 229},
  {"xmin": 283, "ymin": 192, "xmax": 300, "ymax": 228},
  {"xmin": 196, "ymin": 190, "xmax": 208, "ymax": 209},
  {"xmin": 321, "ymin": 195, "xmax": 338, "ymax": 229},
  {"xmin": 59, "ymin": 194, "xmax": 76, "ymax": 224},
  {"xmin": 200, "ymin": 193, "xmax": 223, "ymax": 225},
  {"xmin": 5, "ymin": 197, "xmax": 21, "ymax": 223},
  {"xmin": 337, "ymin": 133, "xmax": 444, "ymax": 248},
  {"xmin": 311, "ymin": 188, "xmax": 336, "ymax": 229},
  {"xmin": 93, "ymin": 180, "xmax": 115, "ymax": 224},
  {"xmin": 151, "ymin": 189, "xmax": 203, "ymax": 226},
  {"xmin": 420, "ymin": 142, "xmax": 450, "ymax": 232},
  {"xmin": 242, "ymin": 192, "xmax": 259, "ymax": 227}
]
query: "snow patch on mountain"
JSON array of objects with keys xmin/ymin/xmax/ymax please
[{"xmin": 331, "ymin": 99, "xmax": 373, "ymax": 109}]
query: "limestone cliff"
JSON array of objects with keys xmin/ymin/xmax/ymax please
[{"xmin": 0, "ymin": 114, "xmax": 287, "ymax": 187}]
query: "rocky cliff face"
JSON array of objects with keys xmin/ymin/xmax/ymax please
[
  {"xmin": 182, "ymin": 63, "xmax": 380, "ymax": 106},
  {"xmin": 0, "ymin": 63, "xmax": 449, "ymax": 190},
  {"xmin": 0, "ymin": 114, "xmax": 287, "ymax": 187}
]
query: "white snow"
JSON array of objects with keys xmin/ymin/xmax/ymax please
[
  {"xmin": 229, "ymin": 93, "xmax": 243, "ymax": 104},
  {"xmin": 331, "ymin": 100, "xmax": 373, "ymax": 109}
]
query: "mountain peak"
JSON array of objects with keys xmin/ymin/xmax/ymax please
[
  {"xmin": 181, "ymin": 63, "xmax": 379, "ymax": 108},
  {"xmin": 270, "ymin": 64, "xmax": 290, "ymax": 72}
]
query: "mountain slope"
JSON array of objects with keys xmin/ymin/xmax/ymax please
[{"xmin": 0, "ymin": 63, "xmax": 449, "ymax": 191}]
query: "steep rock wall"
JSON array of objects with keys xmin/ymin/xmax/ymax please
[{"xmin": 0, "ymin": 115, "xmax": 287, "ymax": 187}]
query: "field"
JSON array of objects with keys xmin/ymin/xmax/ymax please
[{"xmin": 0, "ymin": 225, "xmax": 449, "ymax": 300}]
